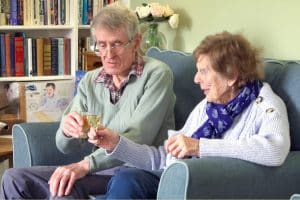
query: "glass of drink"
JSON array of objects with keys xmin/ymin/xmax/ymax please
[{"xmin": 80, "ymin": 112, "xmax": 103, "ymax": 138}]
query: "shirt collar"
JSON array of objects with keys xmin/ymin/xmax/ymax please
[{"xmin": 94, "ymin": 54, "xmax": 144, "ymax": 83}]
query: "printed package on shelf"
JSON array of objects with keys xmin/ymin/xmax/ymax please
[{"xmin": 25, "ymin": 80, "xmax": 74, "ymax": 122}]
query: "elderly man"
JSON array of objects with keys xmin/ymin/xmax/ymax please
[{"xmin": 0, "ymin": 3, "xmax": 175, "ymax": 199}]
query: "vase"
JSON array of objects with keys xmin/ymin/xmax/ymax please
[{"xmin": 141, "ymin": 22, "xmax": 167, "ymax": 54}]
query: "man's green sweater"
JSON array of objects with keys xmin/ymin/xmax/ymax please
[{"xmin": 56, "ymin": 57, "xmax": 175, "ymax": 173}]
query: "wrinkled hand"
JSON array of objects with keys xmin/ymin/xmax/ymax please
[
  {"xmin": 87, "ymin": 127, "xmax": 120, "ymax": 152},
  {"xmin": 165, "ymin": 134, "xmax": 200, "ymax": 159},
  {"xmin": 62, "ymin": 111, "xmax": 85, "ymax": 138},
  {"xmin": 48, "ymin": 159, "xmax": 89, "ymax": 197}
]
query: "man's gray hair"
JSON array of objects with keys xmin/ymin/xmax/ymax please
[{"xmin": 91, "ymin": 2, "xmax": 139, "ymax": 41}]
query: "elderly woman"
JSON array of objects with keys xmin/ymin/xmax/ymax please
[
  {"xmin": 0, "ymin": 3, "xmax": 175, "ymax": 199},
  {"xmin": 87, "ymin": 31, "xmax": 290, "ymax": 199}
]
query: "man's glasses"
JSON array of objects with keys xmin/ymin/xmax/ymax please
[{"xmin": 93, "ymin": 40, "xmax": 132, "ymax": 56}]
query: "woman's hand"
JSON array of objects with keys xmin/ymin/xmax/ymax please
[
  {"xmin": 165, "ymin": 134, "xmax": 200, "ymax": 159},
  {"xmin": 48, "ymin": 159, "xmax": 89, "ymax": 197},
  {"xmin": 87, "ymin": 127, "xmax": 120, "ymax": 152},
  {"xmin": 62, "ymin": 111, "xmax": 86, "ymax": 138}
]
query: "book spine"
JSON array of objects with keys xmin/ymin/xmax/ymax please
[
  {"xmin": 10, "ymin": 0, "xmax": 18, "ymax": 25},
  {"xmin": 82, "ymin": 0, "xmax": 87, "ymax": 25},
  {"xmin": 78, "ymin": 0, "xmax": 82, "ymax": 25},
  {"xmin": 39, "ymin": 0, "xmax": 44, "ymax": 25},
  {"xmin": 26, "ymin": 38, "xmax": 32, "ymax": 76},
  {"xmin": 33, "ymin": 0, "xmax": 40, "ymax": 25},
  {"xmin": 5, "ymin": 33, "xmax": 11, "ymax": 76},
  {"xmin": 17, "ymin": 0, "xmax": 24, "ymax": 25},
  {"xmin": 63, "ymin": 37, "xmax": 70, "ymax": 75},
  {"xmin": 43, "ymin": 0, "xmax": 47, "ymax": 25},
  {"xmin": 43, "ymin": 37, "xmax": 52, "ymax": 75},
  {"xmin": 60, "ymin": 0, "xmax": 65, "ymax": 25},
  {"xmin": 57, "ymin": 37, "xmax": 64, "ymax": 75},
  {"xmin": 0, "ymin": 33, "xmax": 6, "ymax": 76},
  {"xmin": 23, "ymin": 36, "xmax": 28, "ymax": 76},
  {"xmin": 65, "ymin": 0, "xmax": 69, "ymax": 25},
  {"xmin": 14, "ymin": 34, "xmax": 25, "ymax": 76},
  {"xmin": 36, "ymin": 37, "xmax": 44, "ymax": 76},
  {"xmin": 10, "ymin": 36, "xmax": 15, "ymax": 76},
  {"xmin": 31, "ymin": 38, "xmax": 37, "ymax": 75},
  {"xmin": 53, "ymin": 0, "xmax": 58, "ymax": 24},
  {"xmin": 87, "ymin": 0, "xmax": 92, "ymax": 24},
  {"xmin": 51, "ymin": 37, "xmax": 58, "ymax": 75}
]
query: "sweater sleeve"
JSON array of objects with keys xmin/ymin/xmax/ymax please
[{"xmin": 106, "ymin": 136, "xmax": 166, "ymax": 170}]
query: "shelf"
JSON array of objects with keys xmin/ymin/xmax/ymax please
[
  {"xmin": 0, "ymin": 25, "xmax": 74, "ymax": 30},
  {"xmin": 78, "ymin": 25, "xmax": 90, "ymax": 30},
  {"xmin": 0, "ymin": 75, "xmax": 73, "ymax": 82}
]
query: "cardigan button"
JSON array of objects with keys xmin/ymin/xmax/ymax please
[
  {"xmin": 266, "ymin": 108, "xmax": 275, "ymax": 113},
  {"xmin": 256, "ymin": 96, "xmax": 263, "ymax": 104}
]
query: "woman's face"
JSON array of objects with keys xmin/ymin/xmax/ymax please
[
  {"xmin": 94, "ymin": 26, "xmax": 140, "ymax": 79},
  {"xmin": 194, "ymin": 54, "xmax": 236, "ymax": 104}
]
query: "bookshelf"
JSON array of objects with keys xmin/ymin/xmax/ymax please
[{"xmin": 0, "ymin": 0, "xmax": 130, "ymax": 82}]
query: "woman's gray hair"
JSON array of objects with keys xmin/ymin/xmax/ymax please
[{"xmin": 91, "ymin": 2, "xmax": 139, "ymax": 41}]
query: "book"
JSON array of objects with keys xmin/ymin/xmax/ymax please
[
  {"xmin": 50, "ymin": 37, "xmax": 58, "ymax": 75},
  {"xmin": 4, "ymin": 33, "xmax": 11, "ymax": 76},
  {"xmin": 63, "ymin": 37, "xmax": 70, "ymax": 75},
  {"xmin": 25, "ymin": 80, "xmax": 74, "ymax": 122},
  {"xmin": 9, "ymin": 0, "xmax": 18, "ymax": 25},
  {"xmin": 10, "ymin": 35, "xmax": 15, "ymax": 76},
  {"xmin": 0, "ymin": 33, "xmax": 6, "ymax": 76},
  {"xmin": 43, "ymin": 38, "xmax": 51, "ymax": 75},
  {"xmin": 17, "ymin": 0, "xmax": 24, "ymax": 25},
  {"xmin": 14, "ymin": 33, "xmax": 25, "ymax": 76},
  {"xmin": 31, "ymin": 38, "xmax": 37, "ymax": 76},
  {"xmin": 36, "ymin": 37, "xmax": 44, "ymax": 76},
  {"xmin": 26, "ymin": 37, "xmax": 32, "ymax": 76},
  {"xmin": 57, "ymin": 37, "xmax": 64, "ymax": 75}
]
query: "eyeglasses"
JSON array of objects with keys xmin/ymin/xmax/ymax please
[{"xmin": 93, "ymin": 40, "xmax": 132, "ymax": 56}]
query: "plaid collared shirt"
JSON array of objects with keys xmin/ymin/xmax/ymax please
[{"xmin": 94, "ymin": 55, "xmax": 144, "ymax": 104}]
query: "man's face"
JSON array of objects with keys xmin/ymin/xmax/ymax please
[
  {"xmin": 94, "ymin": 26, "xmax": 139, "ymax": 78},
  {"xmin": 46, "ymin": 86, "xmax": 55, "ymax": 97}
]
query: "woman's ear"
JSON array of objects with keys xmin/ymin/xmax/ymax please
[
  {"xmin": 227, "ymin": 70, "xmax": 238, "ymax": 87},
  {"xmin": 133, "ymin": 33, "xmax": 142, "ymax": 51}
]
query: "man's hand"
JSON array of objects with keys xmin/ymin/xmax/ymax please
[
  {"xmin": 87, "ymin": 127, "xmax": 120, "ymax": 152},
  {"xmin": 62, "ymin": 111, "xmax": 85, "ymax": 138},
  {"xmin": 165, "ymin": 134, "xmax": 200, "ymax": 159},
  {"xmin": 48, "ymin": 159, "xmax": 90, "ymax": 197}
]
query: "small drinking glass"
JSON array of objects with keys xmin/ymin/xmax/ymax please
[{"xmin": 80, "ymin": 112, "xmax": 103, "ymax": 138}]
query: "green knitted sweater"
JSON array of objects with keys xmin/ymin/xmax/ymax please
[{"xmin": 56, "ymin": 56, "xmax": 175, "ymax": 173}]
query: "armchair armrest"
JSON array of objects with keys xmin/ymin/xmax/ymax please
[
  {"xmin": 157, "ymin": 152, "xmax": 300, "ymax": 199},
  {"xmin": 12, "ymin": 122, "xmax": 93, "ymax": 168}
]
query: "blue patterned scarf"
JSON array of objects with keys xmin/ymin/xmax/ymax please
[{"xmin": 191, "ymin": 81, "xmax": 263, "ymax": 139}]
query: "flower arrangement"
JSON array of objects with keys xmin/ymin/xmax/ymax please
[{"xmin": 135, "ymin": 3, "xmax": 179, "ymax": 29}]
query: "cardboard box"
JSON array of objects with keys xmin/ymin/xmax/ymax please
[{"xmin": 25, "ymin": 80, "xmax": 74, "ymax": 122}]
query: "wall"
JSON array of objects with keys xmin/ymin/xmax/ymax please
[{"xmin": 131, "ymin": 0, "xmax": 300, "ymax": 60}]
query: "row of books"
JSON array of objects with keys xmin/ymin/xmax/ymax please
[
  {"xmin": 0, "ymin": 32, "xmax": 71, "ymax": 77},
  {"xmin": 78, "ymin": 0, "xmax": 115, "ymax": 25},
  {"xmin": 78, "ymin": 36, "xmax": 92, "ymax": 70},
  {"xmin": 0, "ymin": 0, "xmax": 70, "ymax": 26}
]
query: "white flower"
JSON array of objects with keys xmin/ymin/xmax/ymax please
[
  {"xmin": 163, "ymin": 5, "xmax": 174, "ymax": 17},
  {"xmin": 149, "ymin": 3, "xmax": 165, "ymax": 18},
  {"xmin": 168, "ymin": 14, "xmax": 179, "ymax": 29},
  {"xmin": 135, "ymin": 5, "xmax": 151, "ymax": 18}
]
